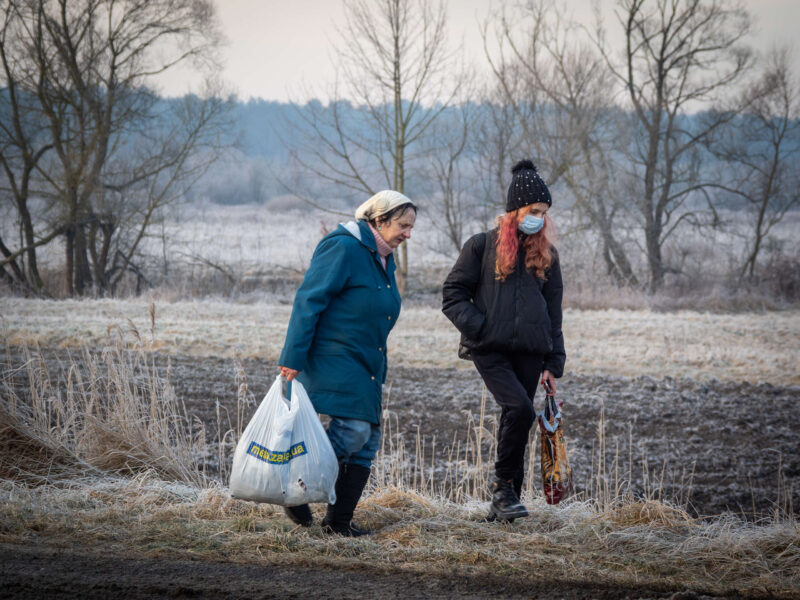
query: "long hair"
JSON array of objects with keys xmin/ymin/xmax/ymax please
[{"xmin": 494, "ymin": 211, "xmax": 558, "ymax": 281}]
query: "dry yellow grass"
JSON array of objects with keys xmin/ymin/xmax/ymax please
[
  {"xmin": 0, "ymin": 477, "xmax": 797, "ymax": 597},
  {"xmin": 2, "ymin": 297, "xmax": 799, "ymax": 384},
  {"xmin": 1, "ymin": 343, "xmax": 210, "ymax": 486}
]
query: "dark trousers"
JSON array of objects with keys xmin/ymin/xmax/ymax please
[{"xmin": 472, "ymin": 351, "xmax": 542, "ymax": 484}]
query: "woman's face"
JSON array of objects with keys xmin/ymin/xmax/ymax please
[
  {"xmin": 515, "ymin": 202, "xmax": 550, "ymax": 224},
  {"xmin": 378, "ymin": 208, "xmax": 416, "ymax": 249}
]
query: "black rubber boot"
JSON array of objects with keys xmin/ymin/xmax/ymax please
[
  {"xmin": 283, "ymin": 504, "xmax": 313, "ymax": 527},
  {"xmin": 487, "ymin": 475, "xmax": 529, "ymax": 521},
  {"xmin": 321, "ymin": 463, "xmax": 371, "ymax": 537}
]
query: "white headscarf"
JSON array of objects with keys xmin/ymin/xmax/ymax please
[{"xmin": 355, "ymin": 190, "xmax": 413, "ymax": 221}]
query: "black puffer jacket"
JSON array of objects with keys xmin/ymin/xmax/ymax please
[{"xmin": 441, "ymin": 229, "xmax": 566, "ymax": 377}]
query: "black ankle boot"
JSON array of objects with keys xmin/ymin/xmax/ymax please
[
  {"xmin": 321, "ymin": 463, "xmax": 371, "ymax": 537},
  {"xmin": 283, "ymin": 504, "xmax": 313, "ymax": 527},
  {"xmin": 488, "ymin": 475, "xmax": 529, "ymax": 521},
  {"xmin": 484, "ymin": 469, "xmax": 526, "ymax": 523}
]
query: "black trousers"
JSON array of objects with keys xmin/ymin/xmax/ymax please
[{"xmin": 471, "ymin": 350, "xmax": 542, "ymax": 484}]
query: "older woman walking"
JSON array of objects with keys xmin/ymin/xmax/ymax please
[
  {"xmin": 442, "ymin": 159, "xmax": 566, "ymax": 522},
  {"xmin": 278, "ymin": 191, "xmax": 416, "ymax": 536}
]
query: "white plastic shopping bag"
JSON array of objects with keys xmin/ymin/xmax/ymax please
[{"xmin": 229, "ymin": 376, "xmax": 338, "ymax": 506}]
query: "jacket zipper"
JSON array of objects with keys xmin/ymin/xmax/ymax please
[{"xmin": 512, "ymin": 247, "xmax": 522, "ymax": 347}]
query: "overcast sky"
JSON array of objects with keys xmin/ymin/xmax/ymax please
[{"xmin": 154, "ymin": 0, "xmax": 800, "ymax": 102}]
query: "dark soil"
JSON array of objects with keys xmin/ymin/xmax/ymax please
[
  {"xmin": 0, "ymin": 540, "xmax": 730, "ymax": 600},
  {"xmin": 3, "ymin": 346, "xmax": 799, "ymax": 519}
]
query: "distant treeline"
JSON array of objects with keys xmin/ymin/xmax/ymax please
[{"xmin": 192, "ymin": 98, "xmax": 800, "ymax": 214}]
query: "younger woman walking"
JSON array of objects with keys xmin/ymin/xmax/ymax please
[{"xmin": 442, "ymin": 159, "xmax": 566, "ymax": 521}]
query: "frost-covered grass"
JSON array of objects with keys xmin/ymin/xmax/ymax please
[
  {"xmin": 6, "ymin": 202, "xmax": 799, "ymax": 308},
  {"xmin": 1, "ymin": 330, "xmax": 798, "ymax": 596},
  {"xmin": 0, "ymin": 476, "xmax": 797, "ymax": 597},
  {"xmin": 2, "ymin": 297, "xmax": 799, "ymax": 384}
]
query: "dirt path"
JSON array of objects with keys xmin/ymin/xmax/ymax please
[{"xmin": 0, "ymin": 541, "xmax": 722, "ymax": 600}]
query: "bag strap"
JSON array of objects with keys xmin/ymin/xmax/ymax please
[
  {"xmin": 538, "ymin": 392, "xmax": 562, "ymax": 433},
  {"xmin": 476, "ymin": 231, "xmax": 488, "ymax": 268}
]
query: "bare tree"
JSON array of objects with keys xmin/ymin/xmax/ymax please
[
  {"xmin": 709, "ymin": 48, "xmax": 800, "ymax": 280},
  {"xmin": 595, "ymin": 0, "xmax": 752, "ymax": 291},
  {"xmin": 482, "ymin": 0, "xmax": 639, "ymax": 285},
  {"xmin": 419, "ymin": 102, "xmax": 476, "ymax": 255},
  {"xmin": 472, "ymin": 84, "xmax": 520, "ymax": 225},
  {"xmin": 88, "ymin": 89, "xmax": 231, "ymax": 294},
  {"xmin": 283, "ymin": 0, "xmax": 463, "ymax": 292},
  {"xmin": 0, "ymin": 2, "xmax": 56, "ymax": 293},
  {"xmin": 0, "ymin": 0, "xmax": 228, "ymax": 296}
]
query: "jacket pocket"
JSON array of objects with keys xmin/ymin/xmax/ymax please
[
  {"xmin": 476, "ymin": 314, "xmax": 515, "ymax": 351},
  {"xmin": 462, "ymin": 307, "xmax": 486, "ymax": 341},
  {"xmin": 520, "ymin": 322, "xmax": 552, "ymax": 354}
]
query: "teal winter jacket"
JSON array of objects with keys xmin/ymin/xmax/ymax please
[{"xmin": 278, "ymin": 219, "xmax": 401, "ymax": 424}]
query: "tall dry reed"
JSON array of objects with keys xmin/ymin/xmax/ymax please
[
  {"xmin": 1, "ymin": 338, "xmax": 209, "ymax": 486},
  {"xmin": 3, "ymin": 334, "xmax": 794, "ymax": 526}
]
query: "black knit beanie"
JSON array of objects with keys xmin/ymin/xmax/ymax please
[{"xmin": 506, "ymin": 159, "xmax": 551, "ymax": 212}]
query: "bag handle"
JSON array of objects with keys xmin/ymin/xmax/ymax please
[
  {"xmin": 280, "ymin": 375, "xmax": 291, "ymax": 400},
  {"xmin": 538, "ymin": 382, "xmax": 562, "ymax": 433},
  {"xmin": 275, "ymin": 374, "xmax": 297, "ymax": 414}
]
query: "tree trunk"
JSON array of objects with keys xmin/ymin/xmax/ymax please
[
  {"xmin": 600, "ymin": 241, "xmax": 621, "ymax": 284},
  {"xmin": 17, "ymin": 202, "xmax": 44, "ymax": 291},
  {"xmin": 607, "ymin": 232, "xmax": 638, "ymax": 287},
  {"xmin": 393, "ymin": 124, "xmax": 408, "ymax": 294},
  {"xmin": 598, "ymin": 227, "xmax": 639, "ymax": 287},
  {"xmin": 646, "ymin": 223, "xmax": 664, "ymax": 293},
  {"xmin": 0, "ymin": 235, "xmax": 28, "ymax": 290},
  {"xmin": 742, "ymin": 229, "xmax": 762, "ymax": 281},
  {"xmin": 642, "ymin": 117, "xmax": 664, "ymax": 292},
  {"xmin": 73, "ymin": 224, "xmax": 93, "ymax": 296},
  {"xmin": 742, "ymin": 163, "xmax": 776, "ymax": 280},
  {"xmin": 392, "ymin": 18, "xmax": 408, "ymax": 295},
  {"xmin": 64, "ymin": 228, "xmax": 75, "ymax": 297},
  {"xmin": 98, "ymin": 222, "xmax": 114, "ymax": 290}
]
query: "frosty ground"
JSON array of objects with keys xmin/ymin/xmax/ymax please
[
  {"xmin": 5, "ymin": 347, "xmax": 797, "ymax": 518},
  {"xmin": 1, "ymin": 298, "xmax": 799, "ymax": 598}
]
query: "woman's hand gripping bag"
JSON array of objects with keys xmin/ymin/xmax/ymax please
[
  {"xmin": 538, "ymin": 384, "xmax": 573, "ymax": 505},
  {"xmin": 229, "ymin": 376, "xmax": 338, "ymax": 506}
]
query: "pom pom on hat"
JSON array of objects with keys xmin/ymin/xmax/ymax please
[{"xmin": 511, "ymin": 159, "xmax": 537, "ymax": 174}]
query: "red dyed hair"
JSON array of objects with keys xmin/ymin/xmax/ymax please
[{"xmin": 494, "ymin": 211, "xmax": 558, "ymax": 281}]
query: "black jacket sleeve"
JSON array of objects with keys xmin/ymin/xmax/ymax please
[
  {"xmin": 441, "ymin": 233, "xmax": 487, "ymax": 340},
  {"xmin": 542, "ymin": 252, "xmax": 566, "ymax": 377}
]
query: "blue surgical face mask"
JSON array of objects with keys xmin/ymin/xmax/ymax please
[{"xmin": 518, "ymin": 214, "xmax": 544, "ymax": 235}]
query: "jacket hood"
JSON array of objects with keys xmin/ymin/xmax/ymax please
[{"xmin": 335, "ymin": 220, "xmax": 377, "ymax": 252}]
